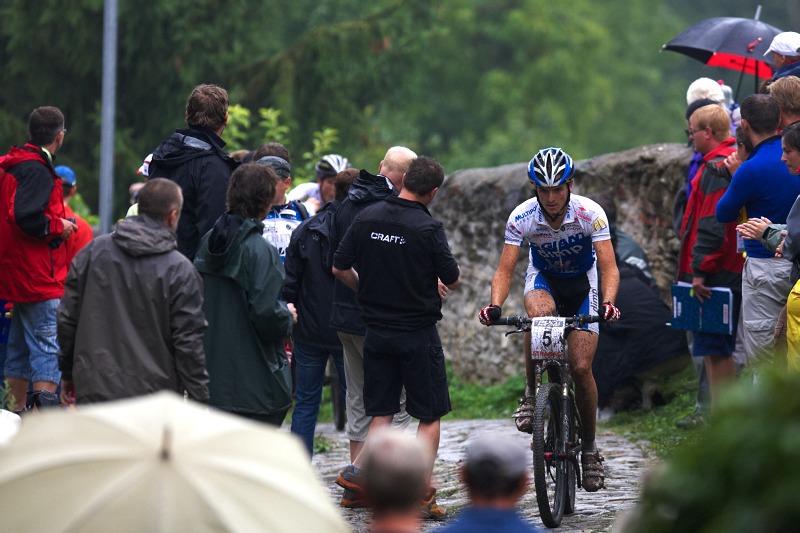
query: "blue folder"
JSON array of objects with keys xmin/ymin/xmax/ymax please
[{"xmin": 670, "ymin": 282, "xmax": 733, "ymax": 335}]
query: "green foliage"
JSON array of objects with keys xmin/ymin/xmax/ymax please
[
  {"xmin": 1, "ymin": 0, "xmax": 795, "ymax": 222},
  {"xmin": 222, "ymin": 104, "xmax": 339, "ymax": 184},
  {"xmin": 69, "ymin": 194, "xmax": 100, "ymax": 228},
  {"xmin": 447, "ymin": 363, "xmax": 524, "ymax": 419},
  {"xmin": 1, "ymin": 380, "xmax": 13, "ymax": 411},
  {"xmin": 602, "ymin": 363, "xmax": 700, "ymax": 458},
  {"xmin": 313, "ymin": 434, "xmax": 335, "ymax": 455},
  {"xmin": 222, "ymin": 105, "xmax": 253, "ymax": 153},
  {"xmin": 620, "ymin": 369, "xmax": 800, "ymax": 533},
  {"xmin": 257, "ymin": 108, "xmax": 291, "ymax": 147}
]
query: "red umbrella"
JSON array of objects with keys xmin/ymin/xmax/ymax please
[{"xmin": 662, "ymin": 16, "xmax": 783, "ymax": 80}]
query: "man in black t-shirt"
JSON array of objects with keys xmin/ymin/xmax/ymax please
[{"xmin": 333, "ymin": 156, "xmax": 460, "ymax": 519}]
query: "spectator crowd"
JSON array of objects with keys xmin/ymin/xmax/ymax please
[{"xmin": 2, "ymin": 29, "xmax": 800, "ymax": 532}]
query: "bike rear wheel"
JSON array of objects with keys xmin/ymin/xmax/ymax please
[{"xmin": 532, "ymin": 382, "xmax": 569, "ymax": 527}]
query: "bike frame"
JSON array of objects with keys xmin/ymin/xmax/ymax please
[{"xmin": 490, "ymin": 314, "xmax": 600, "ymax": 527}]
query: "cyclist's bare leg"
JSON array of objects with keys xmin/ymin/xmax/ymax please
[
  {"xmin": 523, "ymin": 289, "xmax": 557, "ymax": 386},
  {"xmin": 567, "ymin": 329, "xmax": 599, "ymax": 450},
  {"xmin": 569, "ymin": 329, "xmax": 606, "ymax": 492}
]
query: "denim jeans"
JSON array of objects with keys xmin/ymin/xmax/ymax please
[
  {"xmin": 4, "ymin": 299, "xmax": 61, "ymax": 384},
  {"xmin": 290, "ymin": 342, "xmax": 345, "ymax": 455}
]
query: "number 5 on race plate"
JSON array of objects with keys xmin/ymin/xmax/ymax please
[{"xmin": 530, "ymin": 317, "xmax": 566, "ymax": 359}]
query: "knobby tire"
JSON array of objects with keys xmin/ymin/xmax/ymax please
[
  {"xmin": 532, "ymin": 382, "xmax": 568, "ymax": 528},
  {"xmin": 564, "ymin": 391, "xmax": 579, "ymax": 515}
]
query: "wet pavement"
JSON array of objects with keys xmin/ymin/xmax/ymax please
[{"xmin": 311, "ymin": 418, "xmax": 653, "ymax": 532}]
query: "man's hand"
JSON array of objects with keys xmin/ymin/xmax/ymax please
[
  {"xmin": 60, "ymin": 380, "xmax": 75, "ymax": 406},
  {"xmin": 60, "ymin": 218, "xmax": 78, "ymax": 240},
  {"xmin": 724, "ymin": 151, "xmax": 742, "ymax": 176},
  {"xmin": 287, "ymin": 302, "xmax": 298, "ymax": 324},
  {"xmin": 479, "ymin": 305, "xmax": 502, "ymax": 325},
  {"xmin": 691, "ymin": 276, "xmax": 712, "ymax": 302},
  {"xmin": 438, "ymin": 279, "xmax": 449, "ymax": 300},
  {"xmin": 776, "ymin": 235, "xmax": 787, "ymax": 258},
  {"xmin": 736, "ymin": 216, "xmax": 772, "ymax": 240},
  {"xmin": 600, "ymin": 301, "xmax": 620, "ymax": 322}
]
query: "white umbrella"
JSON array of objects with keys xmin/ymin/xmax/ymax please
[
  {"xmin": 0, "ymin": 408, "xmax": 21, "ymax": 446},
  {"xmin": 0, "ymin": 391, "xmax": 349, "ymax": 533}
]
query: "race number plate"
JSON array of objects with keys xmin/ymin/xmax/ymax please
[{"xmin": 529, "ymin": 317, "xmax": 567, "ymax": 359}]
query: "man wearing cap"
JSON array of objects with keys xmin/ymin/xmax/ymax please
[
  {"xmin": 437, "ymin": 432, "xmax": 541, "ymax": 533},
  {"xmin": 148, "ymin": 84, "xmax": 239, "ymax": 260},
  {"xmin": 763, "ymin": 32, "xmax": 800, "ymax": 90},
  {"xmin": 252, "ymin": 142, "xmax": 309, "ymax": 262},
  {"xmin": 0, "ymin": 106, "xmax": 77, "ymax": 413},
  {"xmin": 55, "ymin": 165, "xmax": 93, "ymax": 264}
]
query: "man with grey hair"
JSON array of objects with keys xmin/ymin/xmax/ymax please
[
  {"xmin": 437, "ymin": 432, "xmax": 541, "ymax": 533},
  {"xmin": 58, "ymin": 178, "xmax": 209, "ymax": 404},
  {"xmin": 362, "ymin": 428, "xmax": 430, "ymax": 533}
]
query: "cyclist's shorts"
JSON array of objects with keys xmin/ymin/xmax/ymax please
[{"xmin": 525, "ymin": 263, "xmax": 599, "ymax": 334}]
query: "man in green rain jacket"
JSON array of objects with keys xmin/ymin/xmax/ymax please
[{"xmin": 194, "ymin": 163, "xmax": 296, "ymax": 425}]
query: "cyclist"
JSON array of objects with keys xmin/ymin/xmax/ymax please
[{"xmin": 478, "ymin": 147, "xmax": 620, "ymax": 492}]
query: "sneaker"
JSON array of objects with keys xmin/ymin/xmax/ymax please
[
  {"xmin": 581, "ymin": 449, "xmax": 605, "ymax": 492},
  {"xmin": 675, "ymin": 410, "xmax": 706, "ymax": 429},
  {"xmin": 340, "ymin": 488, "xmax": 368, "ymax": 509},
  {"xmin": 335, "ymin": 464, "xmax": 365, "ymax": 493},
  {"xmin": 420, "ymin": 488, "xmax": 447, "ymax": 520},
  {"xmin": 512, "ymin": 394, "xmax": 535, "ymax": 433}
]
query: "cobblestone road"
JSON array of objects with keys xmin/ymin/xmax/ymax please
[{"xmin": 312, "ymin": 419, "xmax": 653, "ymax": 532}]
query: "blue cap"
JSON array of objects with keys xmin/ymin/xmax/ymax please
[{"xmin": 55, "ymin": 165, "xmax": 76, "ymax": 186}]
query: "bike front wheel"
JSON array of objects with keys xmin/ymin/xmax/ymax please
[{"xmin": 532, "ymin": 382, "xmax": 569, "ymax": 528}]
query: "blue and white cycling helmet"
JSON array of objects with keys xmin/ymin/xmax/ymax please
[{"xmin": 527, "ymin": 147, "xmax": 575, "ymax": 187}]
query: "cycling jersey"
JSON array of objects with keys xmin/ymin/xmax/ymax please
[
  {"xmin": 262, "ymin": 201, "xmax": 308, "ymax": 262},
  {"xmin": 505, "ymin": 194, "xmax": 611, "ymax": 278}
]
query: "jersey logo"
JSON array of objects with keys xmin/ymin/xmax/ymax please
[
  {"xmin": 370, "ymin": 232, "xmax": 406, "ymax": 245},
  {"xmin": 591, "ymin": 218, "xmax": 608, "ymax": 232},
  {"xmin": 515, "ymin": 207, "xmax": 536, "ymax": 222}
]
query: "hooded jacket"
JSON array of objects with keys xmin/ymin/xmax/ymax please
[
  {"xmin": 149, "ymin": 126, "xmax": 239, "ymax": 260},
  {"xmin": 57, "ymin": 215, "xmax": 209, "ymax": 403},
  {"xmin": 194, "ymin": 213, "xmax": 294, "ymax": 416},
  {"xmin": 678, "ymin": 138, "xmax": 743, "ymax": 290},
  {"xmin": 0, "ymin": 144, "xmax": 68, "ymax": 302},
  {"xmin": 284, "ymin": 200, "xmax": 341, "ymax": 349},
  {"xmin": 328, "ymin": 170, "xmax": 394, "ymax": 335}
]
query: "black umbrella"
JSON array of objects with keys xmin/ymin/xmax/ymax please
[{"xmin": 662, "ymin": 15, "xmax": 783, "ymax": 96}]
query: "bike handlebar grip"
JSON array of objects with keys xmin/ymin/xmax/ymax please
[{"xmin": 491, "ymin": 316, "xmax": 524, "ymax": 326}]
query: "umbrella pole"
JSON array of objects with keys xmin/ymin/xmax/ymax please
[
  {"xmin": 755, "ymin": 60, "xmax": 759, "ymax": 94},
  {"xmin": 735, "ymin": 60, "xmax": 746, "ymax": 102}
]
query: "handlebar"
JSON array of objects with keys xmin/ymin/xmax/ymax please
[{"xmin": 489, "ymin": 314, "xmax": 602, "ymax": 327}]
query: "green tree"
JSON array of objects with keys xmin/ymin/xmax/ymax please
[{"xmin": 222, "ymin": 104, "xmax": 339, "ymax": 184}]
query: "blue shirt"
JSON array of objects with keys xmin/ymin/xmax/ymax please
[
  {"xmin": 715, "ymin": 136, "xmax": 800, "ymax": 258},
  {"xmin": 435, "ymin": 507, "xmax": 541, "ymax": 533},
  {"xmin": 261, "ymin": 201, "xmax": 307, "ymax": 262}
]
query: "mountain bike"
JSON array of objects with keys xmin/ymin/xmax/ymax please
[{"xmin": 489, "ymin": 314, "xmax": 601, "ymax": 528}]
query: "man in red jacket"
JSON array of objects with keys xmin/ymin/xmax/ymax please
[
  {"xmin": 678, "ymin": 104, "xmax": 743, "ymax": 408},
  {"xmin": 0, "ymin": 106, "xmax": 77, "ymax": 413}
]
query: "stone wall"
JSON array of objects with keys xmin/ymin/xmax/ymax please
[{"xmin": 429, "ymin": 143, "xmax": 693, "ymax": 383}]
